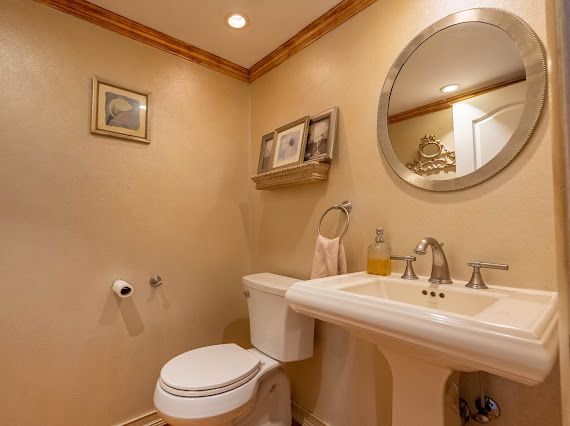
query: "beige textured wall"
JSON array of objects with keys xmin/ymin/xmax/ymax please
[
  {"xmin": 0, "ymin": 1, "xmax": 250, "ymax": 425},
  {"xmin": 250, "ymin": 0, "xmax": 562, "ymax": 425}
]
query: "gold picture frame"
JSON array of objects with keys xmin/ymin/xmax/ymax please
[{"xmin": 91, "ymin": 76, "xmax": 150, "ymax": 143}]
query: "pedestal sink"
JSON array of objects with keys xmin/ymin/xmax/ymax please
[{"xmin": 285, "ymin": 272, "xmax": 558, "ymax": 426}]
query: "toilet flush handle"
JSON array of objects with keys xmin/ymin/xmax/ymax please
[{"xmin": 242, "ymin": 290, "xmax": 250, "ymax": 298}]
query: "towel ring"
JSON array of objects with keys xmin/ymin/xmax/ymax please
[{"xmin": 317, "ymin": 201, "xmax": 352, "ymax": 240}]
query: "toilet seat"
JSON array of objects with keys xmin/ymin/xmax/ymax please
[
  {"xmin": 160, "ymin": 344, "xmax": 261, "ymax": 397},
  {"xmin": 154, "ymin": 348, "xmax": 282, "ymax": 424}
]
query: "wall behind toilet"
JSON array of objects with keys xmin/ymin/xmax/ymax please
[
  {"xmin": 0, "ymin": 1, "xmax": 251, "ymax": 425},
  {"xmin": 249, "ymin": 0, "xmax": 563, "ymax": 425}
]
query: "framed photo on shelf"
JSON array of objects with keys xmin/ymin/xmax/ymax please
[
  {"xmin": 257, "ymin": 132, "xmax": 275, "ymax": 174},
  {"xmin": 271, "ymin": 116, "xmax": 310, "ymax": 170},
  {"xmin": 304, "ymin": 106, "xmax": 338, "ymax": 162},
  {"xmin": 91, "ymin": 76, "xmax": 150, "ymax": 143}
]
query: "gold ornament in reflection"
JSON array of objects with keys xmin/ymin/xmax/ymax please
[{"xmin": 406, "ymin": 134, "xmax": 456, "ymax": 173}]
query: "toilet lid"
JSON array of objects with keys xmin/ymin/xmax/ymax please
[{"xmin": 160, "ymin": 344, "xmax": 261, "ymax": 396}]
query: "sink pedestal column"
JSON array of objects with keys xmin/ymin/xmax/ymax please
[{"xmin": 381, "ymin": 348, "xmax": 460, "ymax": 426}]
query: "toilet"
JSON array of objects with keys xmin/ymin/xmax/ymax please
[{"xmin": 153, "ymin": 273, "xmax": 315, "ymax": 425}]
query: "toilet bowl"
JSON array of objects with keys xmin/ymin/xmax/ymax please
[{"xmin": 153, "ymin": 273, "xmax": 315, "ymax": 425}]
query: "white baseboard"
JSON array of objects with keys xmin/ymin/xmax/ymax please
[
  {"xmin": 117, "ymin": 402, "xmax": 324, "ymax": 426},
  {"xmin": 292, "ymin": 401, "xmax": 330, "ymax": 426},
  {"xmin": 117, "ymin": 410, "xmax": 167, "ymax": 426}
]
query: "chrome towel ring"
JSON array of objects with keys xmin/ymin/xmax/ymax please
[{"xmin": 317, "ymin": 201, "xmax": 352, "ymax": 240}]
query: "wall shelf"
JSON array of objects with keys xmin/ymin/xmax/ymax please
[{"xmin": 251, "ymin": 161, "xmax": 330, "ymax": 190}]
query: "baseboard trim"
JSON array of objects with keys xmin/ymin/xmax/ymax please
[
  {"xmin": 117, "ymin": 401, "xmax": 323, "ymax": 426},
  {"xmin": 292, "ymin": 401, "xmax": 329, "ymax": 426},
  {"xmin": 117, "ymin": 410, "xmax": 167, "ymax": 426},
  {"xmin": 144, "ymin": 420, "xmax": 167, "ymax": 426}
]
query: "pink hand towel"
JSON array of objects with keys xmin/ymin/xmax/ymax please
[{"xmin": 310, "ymin": 235, "xmax": 347, "ymax": 279}]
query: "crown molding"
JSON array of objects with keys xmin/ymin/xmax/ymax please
[
  {"xmin": 248, "ymin": 0, "xmax": 377, "ymax": 81},
  {"xmin": 34, "ymin": 0, "xmax": 250, "ymax": 81},
  {"xmin": 33, "ymin": 0, "xmax": 377, "ymax": 83},
  {"xmin": 388, "ymin": 76, "xmax": 527, "ymax": 124}
]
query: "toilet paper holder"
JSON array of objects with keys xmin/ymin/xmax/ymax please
[
  {"xmin": 112, "ymin": 279, "xmax": 134, "ymax": 298},
  {"xmin": 150, "ymin": 274, "xmax": 163, "ymax": 287}
]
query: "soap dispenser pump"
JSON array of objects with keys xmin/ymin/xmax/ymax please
[{"xmin": 367, "ymin": 227, "xmax": 391, "ymax": 276}]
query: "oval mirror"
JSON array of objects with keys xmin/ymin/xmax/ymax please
[{"xmin": 377, "ymin": 9, "xmax": 546, "ymax": 191}]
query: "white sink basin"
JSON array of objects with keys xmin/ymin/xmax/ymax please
[
  {"xmin": 342, "ymin": 278, "xmax": 503, "ymax": 316},
  {"xmin": 286, "ymin": 272, "xmax": 558, "ymax": 426}
]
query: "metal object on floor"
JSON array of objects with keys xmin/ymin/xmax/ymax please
[
  {"xmin": 459, "ymin": 398, "xmax": 471, "ymax": 425},
  {"xmin": 472, "ymin": 372, "xmax": 501, "ymax": 423},
  {"xmin": 473, "ymin": 396, "xmax": 500, "ymax": 423}
]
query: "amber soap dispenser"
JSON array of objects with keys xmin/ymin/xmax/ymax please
[{"xmin": 367, "ymin": 227, "xmax": 391, "ymax": 275}]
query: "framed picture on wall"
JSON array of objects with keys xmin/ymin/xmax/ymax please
[
  {"xmin": 91, "ymin": 76, "xmax": 150, "ymax": 143},
  {"xmin": 304, "ymin": 106, "xmax": 338, "ymax": 162},
  {"xmin": 257, "ymin": 132, "xmax": 275, "ymax": 174},
  {"xmin": 271, "ymin": 116, "xmax": 310, "ymax": 170}
]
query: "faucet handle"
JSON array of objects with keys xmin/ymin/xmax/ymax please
[
  {"xmin": 466, "ymin": 261, "xmax": 509, "ymax": 289},
  {"xmin": 467, "ymin": 261, "xmax": 509, "ymax": 270},
  {"xmin": 391, "ymin": 255, "xmax": 418, "ymax": 280}
]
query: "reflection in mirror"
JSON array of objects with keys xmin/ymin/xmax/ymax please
[
  {"xmin": 406, "ymin": 134, "xmax": 456, "ymax": 179},
  {"xmin": 421, "ymin": 142, "xmax": 441, "ymax": 157},
  {"xmin": 388, "ymin": 22, "xmax": 526, "ymax": 180}
]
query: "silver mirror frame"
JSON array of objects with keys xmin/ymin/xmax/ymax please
[{"xmin": 377, "ymin": 8, "xmax": 546, "ymax": 192}]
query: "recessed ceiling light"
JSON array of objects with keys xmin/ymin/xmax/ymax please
[
  {"xmin": 440, "ymin": 84, "xmax": 460, "ymax": 94},
  {"xmin": 226, "ymin": 12, "xmax": 249, "ymax": 29}
]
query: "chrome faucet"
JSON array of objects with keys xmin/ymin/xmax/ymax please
[{"xmin": 414, "ymin": 237, "xmax": 452, "ymax": 284}]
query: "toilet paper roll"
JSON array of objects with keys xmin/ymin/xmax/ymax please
[{"xmin": 112, "ymin": 279, "xmax": 134, "ymax": 298}]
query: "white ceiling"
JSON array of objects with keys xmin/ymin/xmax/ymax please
[
  {"xmin": 90, "ymin": 0, "xmax": 343, "ymax": 68},
  {"xmin": 390, "ymin": 23, "xmax": 526, "ymax": 114}
]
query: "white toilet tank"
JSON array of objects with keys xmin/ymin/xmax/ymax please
[{"xmin": 243, "ymin": 273, "xmax": 314, "ymax": 362}]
